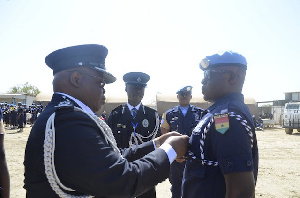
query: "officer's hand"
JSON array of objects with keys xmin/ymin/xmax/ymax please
[
  {"xmin": 154, "ymin": 132, "xmax": 182, "ymax": 146},
  {"xmin": 175, "ymin": 156, "xmax": 187, "ymax": 163},
  {"xmin": 164, "ymin": 135, "xmax": 189, "ymax": 158}
]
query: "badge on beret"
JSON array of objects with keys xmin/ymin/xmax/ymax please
[
  {"xmin": 214, "ymin": 113, "xmax": 229, "ymax": 134},
  {"xmin": 142, "ymin": 119, "xmax": 149, "ymax": 127},
  {"xmin": 200, "ymin": 58, "xmax": 209, "ymax": 69},
  {"xmin": 137, "ymin": 77, "xmax": 142, "ymax": 82}
]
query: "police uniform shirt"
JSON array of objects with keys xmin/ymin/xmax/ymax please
[
  {"xmin": 107, "ymin": 103, "xmax": 161, "ymax": 149},
  {"xmin": 161, "ymin": 105, "xmax": 203, "ymax": 136},
  {"xmin": 182, "ymin": 93, "xmax": 258, "ymax": 198}
]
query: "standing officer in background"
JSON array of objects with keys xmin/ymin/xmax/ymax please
[
  {"xmin": 24, "ymin": 44, "xmax": 189, "ymax": 198},
  {"xmin": 0, "ymin": 108, "xmax": 10, "ymax": 198},
  {"xmin": 107, "ymin": 72, "xmax": 160, "ymax": 198},
  {"xmin": 182, "ymin": 51, "xmax": 258, "ymax": 198},
  {"xmin": 160, "ymin": 86, "xmax": 203, "ymax": 198},
  {"xmin": 17, "ymin": 102, "xmax": 24, "ymax": 132}
]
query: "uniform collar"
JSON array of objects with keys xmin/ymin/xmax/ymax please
[
  {"xmin": 55, "ymin": 92, "xmax": 94, "ymax": 115},
  {"xmin": 208, "ymin": 93, "xmax": 244, "ymax": 111},
  {"xmin": 127, "ymin": 102, "xmax": 142, "ymax": 111}
]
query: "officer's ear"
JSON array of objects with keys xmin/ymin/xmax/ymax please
[
  {"xmin": 229, "ymin": 73, "xmax": 238, "ymax": 85},
  {"xmin": 70, "ymin": 71, "xmax": 81, "ymax": 88},
  {"xmin": 125, "ymin": 84, "xmax": 128, "ymax": 92}
]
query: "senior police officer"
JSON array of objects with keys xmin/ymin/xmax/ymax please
[
  {"xmin": 107, "ymin": 72, "xmax": 160, "ymax": 198},
  {"xmin": 24, "ymin": 44, "xmax": 189, "ymax": 198},
  {"xmin": 182, "ymin": 51, "xmax": 258, "ymax": 198},
  {"xmin": 160, "ymin": 86, "xmax": 203, "ymax": 198}
]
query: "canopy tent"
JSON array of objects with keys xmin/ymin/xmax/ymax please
[
  {"xmin": 156, "ymin": 93, "xmax": 258, "ymax": 117},
  {"xmin": 156, "ymin": 94, "xmax": 211, "ymax": 116},
  {"xmin": 0, "ymin": 93, "xmax": 35, "ymax": 107}
]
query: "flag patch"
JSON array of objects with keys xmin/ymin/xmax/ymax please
[{"xmin": 214, "ymin": 113, "xmax": 229, "ymax": 134}]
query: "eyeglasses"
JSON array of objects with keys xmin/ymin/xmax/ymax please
[
  {"xmin": 67, "ymin": 70, "xmax": 106, "ymax": 88},
  {"xmin": 203, "ymin": 69, "xmax": 239, "ymax": 80},
  {"xmin": 80, "ymin": 72, "xmax": 106, "ymax": 88}
]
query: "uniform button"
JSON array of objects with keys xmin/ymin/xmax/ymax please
[
  {"xmin": 246, "ymin": 160, "xmax": 252, "ymax": 166},
  {"xmin": 118, "ymin": 131, "xmax": 121, "ymax": 134},
  {"xmin": 227, "ymin": 162, "xmax": 232, "ymax": 168}
]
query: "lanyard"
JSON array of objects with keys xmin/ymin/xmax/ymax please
[{"xmin": 131, "ymin": 122, "xmax": 138, "ymax": 137}]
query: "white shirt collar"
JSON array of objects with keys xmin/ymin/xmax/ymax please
[
  {"xmin": 127, "ymin": 102, "xmax": 141, "ymax": 111},
  {"xmin": 55, "ymin": 92, "xmax": 94, "ymax": 115}
]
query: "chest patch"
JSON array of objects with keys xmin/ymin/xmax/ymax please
[
  {"xmin": 142, "ymin": 119, "xmax": 149, "ymax": 127},
  {"xmin": 214, "ymin": 113, "xmax": 229, "ymax": 134}
]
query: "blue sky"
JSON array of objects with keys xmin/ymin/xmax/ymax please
[{"xmin": 0, "ymin": 0, "xmax": 299, "ymax": 103}]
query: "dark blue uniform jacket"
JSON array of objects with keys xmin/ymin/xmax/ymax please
[
  {"xmin": 24, "ymin": 94, "xmax": 170, "ymax": 198},
  {"xmin": 182, "ymin": 93, "xmax": 259, "ymax": 198}
]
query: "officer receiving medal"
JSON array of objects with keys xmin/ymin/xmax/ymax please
[{"xmin": 182, "ymin": 51, "xmax": 259, "ymax": 198}]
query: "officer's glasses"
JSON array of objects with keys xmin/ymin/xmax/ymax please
[
  {"xmin": 67, "ymin": 70, "xmax": 106, "ymax": 89},
  {"xmin": 204, "ymin": 69, "xmax": 239, "ymax": 80},
  {"xmin": 80, "ymin": 72, "xmax": 106, "ymax": 89}
]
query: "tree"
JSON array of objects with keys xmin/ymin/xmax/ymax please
[{"xmin": 8, "ymin": 82, "xmax": 40, "ymax": 97}]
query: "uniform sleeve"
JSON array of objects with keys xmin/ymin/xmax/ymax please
[
  {"xmin": 54, "ymin": 111, "xmax": 170, "ymax": 198},
  {"xmin": 211, "ymin": 111, "xmax": 254, "ymax": 175},
  {"xmin": 160, "ymin": 113, "xmax": 170, "ymax": 130}
]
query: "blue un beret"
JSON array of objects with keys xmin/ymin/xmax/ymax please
[
  {"xmin": 176, "ymin": 86, "xmax": 193, "ymax": 95},
  {"xmin": 45, "ymin": 44, "xmax": 116, "ymax": 84},
  {"xmin": 199, "ymin": 51, "xmax": 247, "ymax": 71},
  {"xmin": 123, "ymin": 72, "xmax": 150, "ymax": 87}
]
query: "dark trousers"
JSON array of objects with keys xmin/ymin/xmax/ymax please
[
  {"xmin": 136, "ymin": 187, "xmax": 156, "ymax": 198},
  {"xmin": 169, "ymin": 161, "xmax": 185, "ymax": 198}
]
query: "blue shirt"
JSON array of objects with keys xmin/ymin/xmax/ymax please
[{"xmin": 182, "ymin": 93, "xmax": 258, "ymax": 198}]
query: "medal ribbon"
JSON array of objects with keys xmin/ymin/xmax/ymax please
[{"xmin": 131, "ymin": 122, "xmax": 138, "ymax": 137}]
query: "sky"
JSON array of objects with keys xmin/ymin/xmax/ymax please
[{"xmin": 0, "ymin": 0, "xmax": 299, "ymax": 104}]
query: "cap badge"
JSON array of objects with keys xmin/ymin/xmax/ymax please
[
  {"xmin": 200, "ymin": 58, "xmax": 209, "ymax": 69},
  {"xmin": 187, "ymin": 87, "xmax": 191, "ymax": 91},
  {"xmin": 137, "ymin": 77, "xmax": 142, "ymax": 82}
]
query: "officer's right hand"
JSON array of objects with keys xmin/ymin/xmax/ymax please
[{"xmin": 164, "ymin": 135, "xmax": 189, "ymax": 158}]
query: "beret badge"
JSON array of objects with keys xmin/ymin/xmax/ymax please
[{"xmin": 200, "ymin": 58, "xmax": 209, "ymax": 69}]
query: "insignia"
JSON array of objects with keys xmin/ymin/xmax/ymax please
[
  {"xmin": 200, "ymin": 58, "xmax": 209, "ymax": 69},
  {"xmin": 214, "ymin": 113, "xmax": 229, "ymax": 134},
  {"xmin": 187, "ymin": 87, "xmax": 191, "ymax": 91},
  {"xmin": 142, "ymin": 119, "xmax": 149, "ymax": 127},
  {"xmin": 172, "ymin": 117, "xmax": 178, "ymax": 120},
  {"xmin": 117, "ymin": 123, "xmax": 126, "ymax": 128},
  {"xmin": 137, "ymin": 77, "xmax": 142, "ymax": 82},
  {"xmin": 56, "ymin": 100, "xmax": 72, "ymax": 107}
]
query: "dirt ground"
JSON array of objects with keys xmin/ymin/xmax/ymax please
[{"xmin": 3, "ymin": 125, "xmax": 300, "ymax": 198}]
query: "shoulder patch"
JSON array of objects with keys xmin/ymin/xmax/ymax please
[{"xmin": 214, "ymin": 113, "xmax": 229, "ymax": 134}]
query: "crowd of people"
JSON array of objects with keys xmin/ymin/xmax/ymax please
[
  {"xmin": 0, "ymin": 44, "xmax": 258, "ymax": 198},
  {"xmin": 0, "ymin": 102, "xmax": 44, "ymax": 132}
]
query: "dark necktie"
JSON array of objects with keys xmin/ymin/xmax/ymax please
[{"xmin": 132, "ymin": 108, "xmax": 137, "ymax": 119}]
